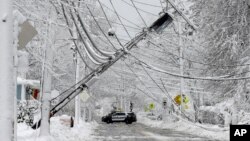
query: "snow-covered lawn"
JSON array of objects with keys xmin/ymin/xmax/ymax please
[
  {"xmin": 17, "ymin": 115, "xmax": 97, "ymax": 141},
  {"xmin": 137, "ymin": 112, "xmax": 229, "ymax": 141}
]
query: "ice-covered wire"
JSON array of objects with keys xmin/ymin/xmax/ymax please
[
  {"xmin": 134, "ymin": 57, "xmax": 197, "ymax": 121},
  {"xmin": 124, "ymin": 62, "xmax": 157, "ymax": 99},
  {"xmin": 71, "ymin": 3, "xmax": 115, "ymax": 57},
  {"xmin": 148, "ymin": 40, "xmax": 250, "ymax": 68},
  {"xmin": 119, "ymin": 0, "xmax": 158, "ymax": 16},
  {"xmin": 86, "ymin": 5, "xmax": 118, "ymax": 51},
  {"xmin": 159, "ymin": 0, "xmax": 164, "ymax": 10},
  {"xmin": 100, "ymin": 1, "xmax": 141, "ymax": 28},
  {"xmin": 110, "ymin": 68, "xmax": 160, "ymax": 102},
  {"xmin": 131, "ymin": 54, "xmax": 250, "ymax": 81},
  {"xmin": 69, "ymin": 9, "xmax": 107, "ymax": 64},
  {"xmin": 61, "ymin": 3, "xmax": 94, "ymax": 70},
  {"xmin": 97, "ymin": 0, "xmax": 125, "ymax": 48},
  {"xmin": 130, "ymin": 0, "xmax": 148, "ymax": 27},
  {"xmin": 109, "ymin": 0, "xmax": 132, "ymax": 39},
  {"xmin": 132, "ymin": 0, "xmax": 162, "ymax": 8},
  {"xmin": 76, "ymin": 14, "xmax": 115, "ymax": 57},
  {"xmin": 98, "ymin": 20, "xmax": 141, "ymax": 31}
]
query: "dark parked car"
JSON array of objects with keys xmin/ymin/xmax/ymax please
[
  {"xmin": 127, "ymin": 112, "xmax": 137, "ymax": 122},
  {"xmin": 102, "ymin": 112, "xmax": 136, "ymax": 124}
]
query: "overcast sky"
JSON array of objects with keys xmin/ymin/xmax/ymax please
[{"xmin": 100, "ymin": 0, "xmax": 164, "ymax": 41}]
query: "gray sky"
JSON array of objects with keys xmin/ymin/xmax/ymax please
[{"xmin": 100, "ymin": 0, "xmax": 164, "ymax": 41}]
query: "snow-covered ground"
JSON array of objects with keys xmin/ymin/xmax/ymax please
[
  {"xmin": 17, "ymin": 115, "xmax": 97, "ymax": 141},
  {"xmin": 137, "ymin": 112, "xmax": 229, "ymax": 141}
]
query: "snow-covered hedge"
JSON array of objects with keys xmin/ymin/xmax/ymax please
[{"xmin": 17, "ymin": 100, "xmax": 40, "ymax": 126}]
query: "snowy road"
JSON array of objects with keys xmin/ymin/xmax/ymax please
[{"xmin": 92, "ymin": 117, "xmax": 211, "ymax": 141}]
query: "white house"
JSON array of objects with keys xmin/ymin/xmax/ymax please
[{"xmin": 16, "ymin": 77, "xmax": 40, "ymax": 101}]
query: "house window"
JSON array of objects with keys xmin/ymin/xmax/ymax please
[{"xmin": 16, "ymin": 84, "xmax": 22, "ymax": 100}]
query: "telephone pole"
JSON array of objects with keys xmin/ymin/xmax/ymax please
[
  {"xmin": 178, "ymin": 18, "xmax": 184, "ymax": 113},
  {"xmin": 74, "ymin": 51, "xmax": 81, "ymax": 125},
  {"xmin": 0, "ymin": 0, "xmax": 14, "ymax": 140}
]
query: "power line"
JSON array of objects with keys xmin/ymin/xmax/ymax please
[
  {"xmin": 119, "ymin": 0, "xmax": 158, "ymax": 16},
  {"xmin": 130, "ymin": 0, "xmax": 148, "ymax": 27},
  {"xmin": 110, "ymin": 0, "xmax": 132, "ymax": 39},
  {"xmin": 131, "ymin": 55, "xmax": 250, "ymax": 81},
  {"xmin": 68, "ymin": 6, "xmax": 109, "ymax": 64},
  {"xmin": 130, "ymin": 0, "xmax": 162, "ymax": 8},
  {"xmin": 110, "ymin": 68, "xmax": 160, "ymax": 102},
  {"xmin": 97, "ymin": 0, "xmax": 125, "ymax": 48},
  {"xmin": 148, "ymin": 40, "xmax": 250, "ymax": 68},
  {"xmin": 137, "ymin": 56, "xmax": 193, "ymax": 121},
  {"xmin": 98, "ymin": 20, "xmax": 141, "ymax": 31},
  {"xmin": 159, "ymin": 0, "xmax": 165, "ymax": 10},
  {"xmin": 131, "ymin": 44, "xmax": 250, "ymax": 79},
  {"xmin": 61, "ymin": 3, "xmax": 95, "ymax": 70},
  {"xmin": 72, "ymin": 5, "xmax": 115, "ymax": 57},
  {"xmin": 100, "ymin": 1, "xmax": 142, "ymax": 28},
  {"xmin": 124, "ymin": 62, "xmax": 157, "ymax": 99},
  {"xmin": 86, "ymin": 5, "xmax": 118, "ymax": 51}
]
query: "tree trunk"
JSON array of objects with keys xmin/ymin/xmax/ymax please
[
  {"xmin": 40, "ymin": 44, "xmax": 53, "ymax": 137},
  {"xmin": 0, "ymin": 0, "xmax": 14, "ymax": 140}
]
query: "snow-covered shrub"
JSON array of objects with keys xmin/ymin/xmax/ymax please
[
  {"xmin": 17, "ymin": 100, "xmax": 40, "ymax": 126},
  {"xmin": 197, "ymin": 106, "xmax": 225, "ymax": 125}
]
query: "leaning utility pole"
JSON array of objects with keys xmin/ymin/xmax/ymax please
[
  {"xmin": 32, "ymin": 9, "xmax": 174, "ymax": 130},
  {"xmin": 49, "ymin": 12, "xmax": 173, "ymax": 116},
  {"xmin": 0, "ymin": 0, "xmax": 14, "ymax": 140}
]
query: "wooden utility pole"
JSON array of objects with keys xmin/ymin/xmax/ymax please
[{"xmin": 0, "ymin": 0, "xmax": 14, "ymax": 140}]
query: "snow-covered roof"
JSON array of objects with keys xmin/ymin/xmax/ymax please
[{"xmin": 17, "ymin": 77, "xmax": 40, "ymax": 88}]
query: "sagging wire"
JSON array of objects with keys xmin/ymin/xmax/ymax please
[
  {"xmin": 124, "ymin": 62, "xmax": 157, "ymax": 100},
  {"xmin": 71, "ymin": 2, "xmax": 116, "ymax": 57},
  {"xmin": 61, "ymin": 3, "xmax": 95, "ymax": 70},
  {"xmin": 100, "ymin": 1, "xmax": 142, "ymax": 28},
  {"xmin": 130, "ymin": 54, "xmax": 250, "ymax": 81},
  {"xmin": 97, "ymin": 0, "xmax": 125, "ymax": 49},
  {"xmin": 119, "ymin": 0, "xmax": 158, "ymax": 16},
  {"xmin": 86, "ymin": 5, "xmax": 118, "ymax": 51},
  {"xmin": 109, "ymin": 0, "xmax": 132, "ymax": 39},
  {"xmin": 130, "ymin": 0, "xmax": 148, "ymax": 27},
  {"xmin": 68, "ymin": 6, "xmax": 107, "ymax": 64}
]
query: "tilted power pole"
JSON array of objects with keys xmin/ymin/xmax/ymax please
[
  {"xmin": 49, "ymin": 12, "xmax": 174, "ymax": 117},
  {"xmin": 33, "ymin": 9, "xmax": 174, "ymax": 129}
]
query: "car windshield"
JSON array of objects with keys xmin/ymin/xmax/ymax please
[{"xmin": 115, "ymin": 113, "xmax": 125, "ymax": 115}]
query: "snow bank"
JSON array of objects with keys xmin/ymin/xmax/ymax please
[
  {"xmin": 238, "ymin": 110, "xmax": 250, "ymax": 124},
  {"xmin": 137, "ymin": 112, "xmax": 229, "ymax": 141},
  {"xmin": 17, "ymin": 115, "xmax": 97, "ymax": 141}
]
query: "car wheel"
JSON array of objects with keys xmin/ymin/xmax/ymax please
[
  {"xmin": 125, "ymin": 119, "xmax": 129, "ymax": 124},
  {"xmin": 125, "ymin": 119, "xmax": 131, "ymax": 124},
  {"xmin": 107, "ymin": 119, "xmax": 112, "ymax": 124}
]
